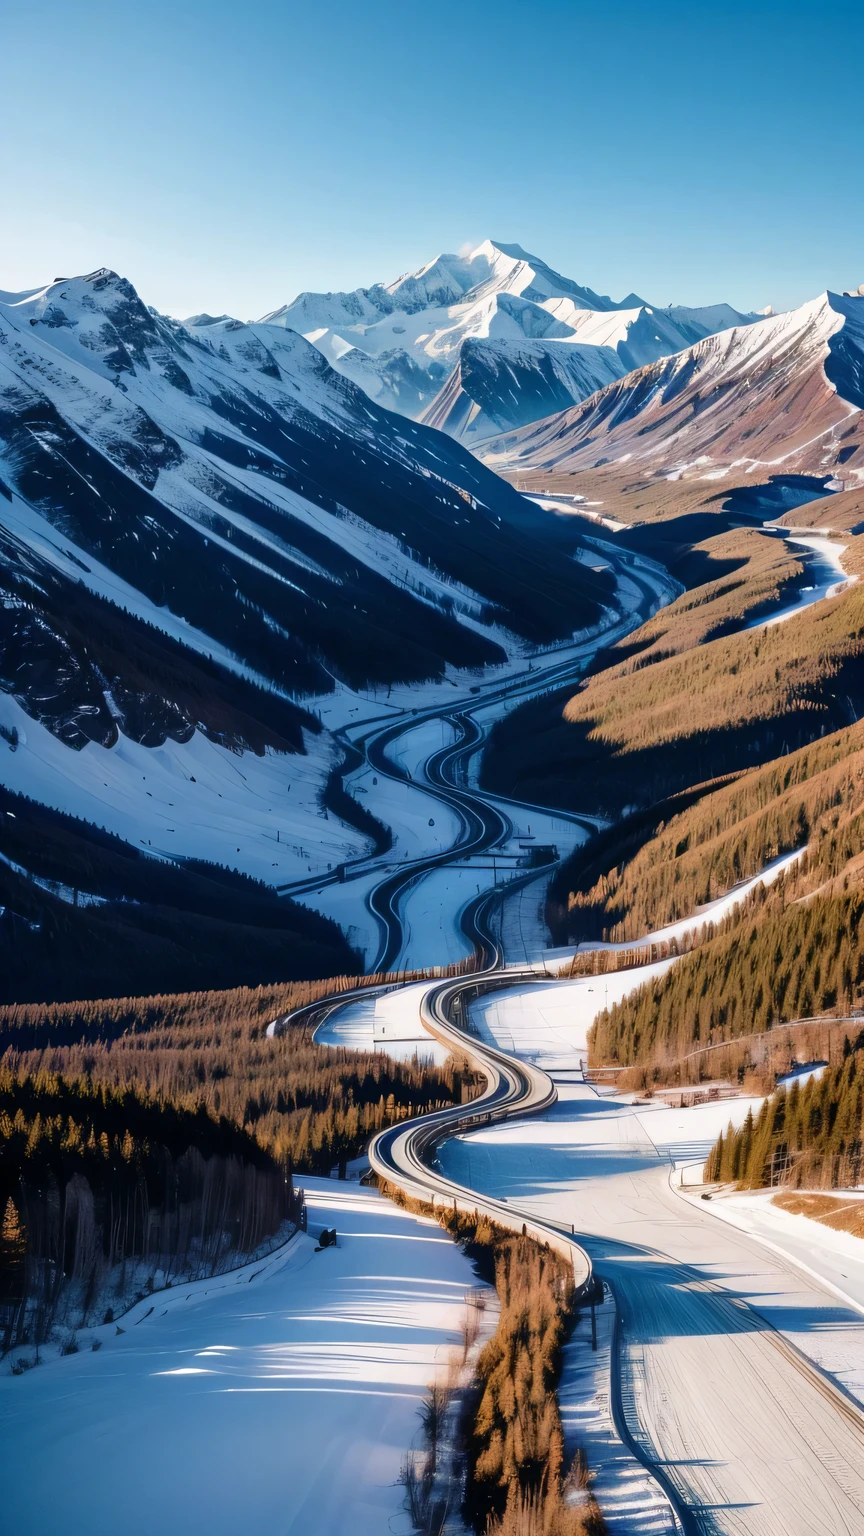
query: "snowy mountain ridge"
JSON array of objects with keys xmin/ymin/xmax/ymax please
[
  {"xmin": 258, "ymin": 239, "xmax": 762, "ymax": 437},
  {"xmin": 0, "ymin": 263, "xmax": 613, "ymax": 902},
  {"xmin": 480, "ymin": 289, "xmax": 864, "ymax": 480}
]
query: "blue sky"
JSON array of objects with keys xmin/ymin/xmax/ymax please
[{"xmin": 4, "ymin": 0, "xmax": 862, "ymax": 318}]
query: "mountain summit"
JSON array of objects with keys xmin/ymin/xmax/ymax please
[{"xmin": 257, "ymin": 240, "xmax": 759, "ymax": 437}]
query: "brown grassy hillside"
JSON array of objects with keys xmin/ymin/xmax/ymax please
[
  {"xmin": 484, "ymin": 532, "xmax": 864, "ymax": 817},
  {"xmin": 552, "ymin": 715, "xmax": 864, "ymax": 944}
]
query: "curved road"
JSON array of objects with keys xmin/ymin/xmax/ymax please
[
  {"xmin": 275, "ymin": 526, "xmax": 864, "ymax": 1533},
  {"xmin": 280, "ymin": 549, "xmax": 675, "ymax": 969},
  {"xmin": 360, "ymin": 966, "xmax": 864, "ymax": 1536}
]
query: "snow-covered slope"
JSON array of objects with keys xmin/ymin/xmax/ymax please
[
  {"xmin": 421, "ymin": 296, "xmax": 764, "ymax": 444},
  {"xmin": 421, "ymin": 335, "xmax": 625, "ymax": 442},
  {"xmin": 0, "ymin": 1180, "xmax": 487, "ymax": 1536},
  {"xmin": 0, "ymin": 266, "xmax": 613, "ymax": 946},
  {"xmin": 481, "ymin": 291, "xmax": 864, "ymax": 480},
  {"xmin": 260, "ymin": 240, "xmax": 758, "ymax": 433}
]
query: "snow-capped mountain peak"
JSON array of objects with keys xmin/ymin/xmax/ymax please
[
  {"xmin": 0, "ymin": 259, "xmax": 618, "ymax": 905},
  {"xmin": 255, "ymin": 241, "xmax": 762, "ymax": 438}
]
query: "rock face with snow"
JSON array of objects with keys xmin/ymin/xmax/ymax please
[
  {"xmin": 421, "ymin": 336, "xmax": 625, "ymax": 442},
  {"xmin": 260, "ymin": 240, "xmax": 757, "ymax": 437},
  {"xmin": 0, "ymin": 265, "xmax": 614, "ymax": 944},
  {"xmin": 480, "ymin": 292, "xmax": 864, "ymax": 480},
  {"xmin": 0, "ymin": 265, "xmax": 613, "ymax": 695}
]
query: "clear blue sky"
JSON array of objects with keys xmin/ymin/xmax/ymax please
[{"xmin": 4, "ymin": 0, "xmax": 862, "ymax": 318}]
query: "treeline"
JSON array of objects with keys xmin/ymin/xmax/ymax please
[
  {"xmin": 0, "ymin": 969, "xmax": 444, "ymax": 1050},
  {"xmin": 0, "ymin": 1069, "xmax": 296, "ymax": 1355},
  {"xmin": 706, "ymin": 1042, "xmax": 864, "ymax": 1189},
  {"xmin": 388, "ymin": 1193, "xmax": 604, "ymax": 1536},
  {"xmin": 590, "ymin": 885, "xmax": 864, "ymax": 1068},
  {"xmin": 551, "ymin": 717, "xmax": 864, "ymax": 947},
  {"xmin": 614, "ymin": 1016, "xmax": 856, "ymax": 1097},
  {"xmin": 467, "ymin": 1233, "xmax": 597, "ymax": 1535},
  {"xmin": 0, "ymin": 976, "xmax": 476, "ymax": 1177}
]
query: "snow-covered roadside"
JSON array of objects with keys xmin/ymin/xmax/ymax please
[
  {"xmin": 559, "ymin": 1286, "xmax": 677, "ymax": 1535},
  {"xmin": 346, "ymin": 753, "xmax": 464, "ymax": 864},
  {"xmin": 0, "ymin": 1178, "xmax": 487, "ymax": 1536},
  {"xmin": 295, "ymin": 866, "xmax": 385, "ymax": 965},
  {"xmin": 0, "ymin": 1220, "xmax": 306, "ymax": 1378},
  {"xmin": 394, "ymin": 803, "xmax": 594, "ymax": 971},
  {"xmin": 397, "ymin": 865, "xmax": 490, "ymax": 969},
  {"xmin": 749, "ymin": 531, "xmax": 854, "ymax": 628},
  {"xmin": 384, "ymin": 715, "xmax": 459, "ymax": 782},
  {"xmin": 682, "ymin": 1185, "xmax": 864, "ymax": 1321},
  {"xmin": 436, "ymin": 1081, "xmax": 864, "ymax": 1424},
  {"xmin": 314, "ymin": 981, "xmax": 452, "ymax": 1066},
  {"xmin": 439, "ymin": 1082, "xmax": 763, "ymax": 1202},
  {"xmin": 468, "ymin": 964, "xmax": 676, "ymax": 1074}
]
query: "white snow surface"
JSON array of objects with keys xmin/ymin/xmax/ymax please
[
  {"xmin": 0, "ymin": 692, "xmax": 366, "ymax": 884},
  {"xmin": 695, "ymin": 1187, "xmax": 864, "ymax": 1319},
  {"xmin": 0, "ymin": 1179, "xmax": 486, "ymax": 1536},
  {"xmin": 469, "ymin": 966, "xmax": 675, "ymax": 1074},
  {"xmin": 295, "ymin": 867, "xmax": 386, "ymax": 967},
  {"xmin": 559, "ymin": 1286, "xmax": 677, "ymax": 1535},
  {"xmin": 344, "ymin": 754, "xmax": 463, "ymax": 866},
  {"xmin": 315, "ymin": 981, "xmax": 452, "ymax": 1066}
]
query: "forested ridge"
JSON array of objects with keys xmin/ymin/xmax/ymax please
[
  {"xmin": 484, "ymin": 534, "xmax": 864, "ymax": 820},
  {"xmin": 552, "ymin": 714, "xmax": 864, "ymax": 945},
  {"xmin": 590, "ymin": 885, "xmax": 864, "ymax": 1069},
  {"xmin": 0, "ymin": 976, "xmax": 475, "ymax": 1176},
  {"xmin": 706, "ymin": 1043, "xmax": 864, "ymax": 1189},
  {"xmin": 0, "ymin": 786, "xmax": 358, "ymax": 1005},
  {"xmin": 0, "ymin": 1068, "xmax": 296, "ymax": 1355}
]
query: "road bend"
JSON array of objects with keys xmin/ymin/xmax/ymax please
[
  {"xmin": 277, "ymin": 550, "xmax": 675, "ymax": 964},
  {"xmin": 273, "ymin": 537, "xmax": 864, "ymax": 1531}
]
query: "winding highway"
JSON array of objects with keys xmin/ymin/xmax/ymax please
[
  {"xmin": 270, "ymin": 525, "xmax": 864, "ymax": 1533},
  {"xmin": 338, "ymin": 955, "xmax": 864, "ymax": 1536},
  {"xmin": 280, "ymin": 544, "xmax": 676, "ymax": 970}
]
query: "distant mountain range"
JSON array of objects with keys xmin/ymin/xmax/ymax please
[
  {"xmin": 479, "ymin": 290, "xmax": 864, "ymax": 481},
  {"xmin": 2, "ymin": 247, "xmax": 860, "ymax": 1003},
  {"xmin": 257, "ymin": 240, "xmax": 761, "ymax": 440}
]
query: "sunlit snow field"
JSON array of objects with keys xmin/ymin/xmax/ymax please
[{"xmin": 0, "ymin": 1180, "xmax": 485, "ymax": 1536}]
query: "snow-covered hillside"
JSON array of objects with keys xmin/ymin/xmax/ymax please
[
  {"xmin": 0, "ymin": 264, "xmax": 617, "ymax": 992},
  {"xmin": 259, "ymin": 240, "xmax": 758, "ymax": 435},
  {"xmin": 481, "ymin": 290, "xmax": 864, "ymax": 480},
  {"xmin": 0, "ymin": 1179, "xmax": 487, "ymax": 1536}
]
